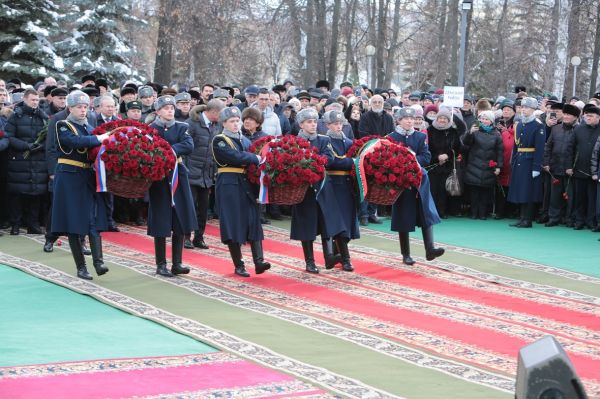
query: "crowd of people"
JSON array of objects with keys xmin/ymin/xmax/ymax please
[{"xmin": 1, "ymin": 74, "xmax": 599, "ymax": 279}]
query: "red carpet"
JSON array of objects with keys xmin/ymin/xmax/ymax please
[
  {"xmin": 102, "ymin": 226, "xmax": 600, "ymax": 395},
  {"xmin": 0, "ymin": 353, "xmax": 330, "ymax": 399}
]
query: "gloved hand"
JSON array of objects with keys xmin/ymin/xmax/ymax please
[
  {"xmin": 28, "ymin": 143, "xmax": 43, "ymax": 153},
  {"xmin": 532, "ymin": 171, "xmax": 540, "ymax": 178},
  {"xmin": 96, "ymin": 133, "xmax": 110, "ymax": 142}
]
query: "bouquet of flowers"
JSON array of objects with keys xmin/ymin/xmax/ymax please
[
  {"xmin": 347, "ymin": 136, "xmax": 422, "ymax": 205},
  {"xmin": 89, "ymin": 120, "xmax": 176, "ymax": 198},
  {"xmin": 247, "ymin": 135, "xmax": 327, "ymax": 205}
]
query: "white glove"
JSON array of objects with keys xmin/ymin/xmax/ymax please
[
  {"xmin": 532, "ymin": 171, "xmax": 540, "ymax": 178},
  {"xmin": 96, "ymin": 133, "xmax": 110, "ymax": 142}
]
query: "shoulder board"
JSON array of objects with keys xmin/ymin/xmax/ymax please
[{"xmin": 317, "ymin": 134, "xmax": 328, "ymax": 138}]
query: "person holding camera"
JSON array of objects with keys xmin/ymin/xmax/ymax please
[{"xmin": 4, "ymin": 88, "xmax": 48, "ymax": 235}]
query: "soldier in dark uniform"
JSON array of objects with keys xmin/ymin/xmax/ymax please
[
  {"xmin": 291, "ymin": 108, "xmax": 347, "ymax": 274},
  {"xmin": 50, "ymin": 90, "xmax": 111, "ymax": 280},
  {"xmin": 507, "ymin": 97, "xmax": 546, "ymax": 228},
  {"xmin": 323, "ymin": 110, "xmax": 359, "ymax": 272},
  {"xmin": 387, "ymin": 107, "xmax": 444, "ymax": 264},
  {"xmin": 148, "ymin": 95, "xmax": 198, "ymax": 277},
  {"xmin": 211, "ymin": 106, "xmax": 271, "ymax": 277}
]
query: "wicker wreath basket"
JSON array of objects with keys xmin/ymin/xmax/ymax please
[
  {"xmin": 268, "ymin": 184, "xmax": 308, "ymax": 205},
  {"xmin": 106, "ymin": 174, "xmax": 152, "ymax": 199},
  {"xmin": 364, "ymin": 184, "xmax": 403, "ymax": 206}
]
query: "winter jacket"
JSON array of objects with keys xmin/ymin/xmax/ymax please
[
  {"xmin": 5, "ymin": 104, "xmax": 49, "ymax": 195},
  {"xmin": 543, "ymin": 122, "xmax": 576, "ymax": 177},
  {"xmin": 185, "ymin": 106, "xmax": 217, "ymax": 188},
  {"xmin": 242, "ymin": 128, "xmax": 269, "ymax": 142},
  {"xmin": 358, "ymin": 110, "xmax": 394, "ymax": 138},
  {"xmin": 461, "ymin": 127, "xmax": 503, "ymax": 188},
  {"xmin": 497, "ymin": 118, "xmax": 515, "ymax": 187},
  {"xmin": 569, "ymin": 122, "xmax": 600, "ymax": 179},
  {"xmin": 460, "ymin": 109, "xmax": 476, "ymax": 129},
  {"xmin": 591, "ymin": 135, "xmax": 600, "ymax": 177},
  {"xmin": 317, "ymin": 118, "xmax": 354, "ymax": 139},
  {"xmin": 253, "ymin": 106, "xmax": 282, "ymax": 137},
  {"xmin": 426, "ymin": 124, "xmax": 462, "ymax": 176},
  {"xmin": 175, "ymin": 108, "xmax": 189, "ymax": 122}
]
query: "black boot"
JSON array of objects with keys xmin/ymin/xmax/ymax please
[
  {"xmin": 43, "ymin": 238, "xmax": 56, "ymax": 253},
  {"xmin": 250, "ymin": 241, "xmax": 271, "ymax": 274},
  {"xmin": 321, "ymin": 235, "xmax": 341, "ymax": 269},
  {"xmin": 399, "ymin": 232, "xmax": 415, "ymax": 265},
  {"xmin": 228, "ymin": 243, "xmax": 249, "ymax": 277},
  {"xmin": 80, "ymin": 235, "xmax": 91, "ymax": 256},
  {"xmin": 171, "ymin": 234, "xmax": 190, "ymax": 275},
  {"xmin": 89, "ymin": 235, "xmax": 109, "ymax": 276},
  {"xmin": 183, "ymin": 233, "xmax": 194, "ymax": 249},
  {"xmin": 154, "ymin": 237, "xmax": 173, "ymax": 277},
  {"xmin": 422, "ymin": 226, "xmax": 445, "ymax": 261},
  {"xmin": 336, "ymin": 238, "xmax": 354, "ymax": 272},
  {"xmin": 192, "ymin": 231, "xmax": 209, "ymax": 249},
  {"xmin": 516, "ymin": 203, "xmax": 534, "ymax": 228},
  {"xmin": 301, "ymin": 241, "xmax": 319, "ymax": 273},
  {"xmin": 510, "ymin": 205, "xmax": 527, "ymax": 227},
  {"xmin": 68, "ymin": 234, "xmax": 92, "ymax": 280}
]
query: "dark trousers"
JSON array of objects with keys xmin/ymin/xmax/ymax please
[
  {"xmin": 190, "ymin": 185, "xmax": 210, "ymax": 237},
  {"xmin": 573, "ymin": 178, "xmax": 597, "ymax": 227},
  {"xmin": 101, "ymin": 192, "xmax": 116, "ymax": 226},
  {"xmin": 548, "ymin": 176, "xmax": 574, "ymax": 224},
  {"xmin": 359, "ymin": 201, "xmax": 377, "ymax": 218},
  {"xmin": 429, "ymin": 173, "xmax": 449, "ymax": 217},
  {"xmin": 468, "ymin": 185, "xmax": 492, "ymax": 218},
  {"xmin": 539, "ymin": 171, "xmax": 551, "ymax": 218},
  {"xmin": 9, "ymin": 194, "xmax": 41, "ymax": 228}
]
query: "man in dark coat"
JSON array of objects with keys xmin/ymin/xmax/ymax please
[
  {"xmin": 507, "ymin": 97, "xmax": 546, "ymax": 228},
  {"xmin": 568, "ymin": 105, "xmax": 600, "ymax": 230},
  {"xmin": 184, "ymin": 99, "xmax": 224, "ymax": 249},
  {"xmin": 5, "ymin": 88, "xmax": 48, "ymax": 235},
  {"xmin": 174, "ymin": 92, "xmax": 191, "ymax": 122},
  {"xmin": 212, "ymin": 106, "xmax": 270, "ymax": 277},
  {"xmin": 543, "ymin": 104, "xmax": 578, "ymax": 227},
  {"xmin": 51, "ymin": 90, "xmax": 111, "ymax": 280},
  {"xmin": 148, "ymin": 95, "xmax": 198, "ymax": 277}
]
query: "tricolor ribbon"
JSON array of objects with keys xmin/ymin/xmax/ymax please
[
  {"xmin": 169, "ymin": 148, "xmax": 179, "ymax": 207},
  {"xmin": 95, "ymin": 135, "xmax": 119, "ymax": 192},
  {"xmin": 353, "ymin": 138, "xmax": 385, "ymax": 202},
  {"xmin": 257, "ymin": 143, "xmax": 272, "ymax": 204}
]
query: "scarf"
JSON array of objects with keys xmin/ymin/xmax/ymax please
[
  {"xmin": 222, "ymin": 128, "xmax": 242, "ymax": 140},
  {"xmin": 521, "ymin": 114, "xmax": 536, "ymax": 124},
  {"xmin": 395, "ymin": 126, "xmax": 415, "ymax": 136},
  {"xmin": 66, "ymin": 113, "xmax": 88, "ymax": 126},
  {"xmin": 432, "ymin": 118, "xmax": 452, "ymax": 130},
  {"xmin": 298, "ymin": 129, "xmax": 318, "ymax": 141},
  {"xmin": 326, "ymin": 129, "xmax": 344, "ymax": 140},
  {"xmin": 153, "ymin": 117, "xmax": 176, "ymax": 129},
  {"xmin": 479, "ymin": 123, "xmax": 494, "ymax": 133}
]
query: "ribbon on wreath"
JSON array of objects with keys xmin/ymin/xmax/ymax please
[
  {"xmin": 353, "ymin": 138, "xmax": 385, "ymax": 202},
  {"xmin": 257, "ymin": 143, "xmax": 272, "ymax": 204}
]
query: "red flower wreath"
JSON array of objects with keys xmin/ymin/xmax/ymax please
[
  {"xmin": 247, "ymin": 135, "xmax": 327, "ymax": 187},
  {"xmin": 89, "ymin": 120, "xmax": 175, "ymax": 181},
  {"xmin": 346, "ymin": 136, "xmax": 422, "ymax": 193}
]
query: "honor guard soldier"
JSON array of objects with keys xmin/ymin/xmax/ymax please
[
  {"xmin": 50, "ymin": 90, "xmax": 111, "ymax": 280},
  {"xmin": 508, "ymin": 97, "xmax": 546, "ymax": 228},
  {"xmin": 323, "ymin": 110, "xmax": 359, "ymax": 272},
  {"xmin": 291, "ymin": 108, "xmax": 348, "ymax": 273},
  {"xmin": 148, "ymin": 95, "xmax": 198, "ymax": 277},
  {"xmin": 387, "ymin": 107, "xmax": 445, "ymax": 264},
  {"xmin": 212, "ymin": 106, "xmax": 271, "ymax": 277}
]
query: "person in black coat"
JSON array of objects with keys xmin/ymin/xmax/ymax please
[
  {"xmin": 461, "ymin": 111, "xmax": 503, "ymax": 219},
  {"xmin": 148, "ymin": 95, "xmax": 198, "ymax": 277},
  {"xmin": 323, "ymin": 110, "xmax": 359, "ymax": 271},
  {"xmin": 426, "ymin": 107, "xmax": 463, "ymax": 218},
  {"xmin": 543, "ymin": 104, "xmax": 579, "ymax": 227},
  {"xmin": 291, "ymin": 108, "xmax": 347, "ymax": 273},
  {"xmin": 184, "ymin": 100, "xmax": 224, "ymax": 249},
  {"xmin": 212, "ymin": 106, "xmax": 271, "ymax": 277},
  {"xmin": 51, "ymin": 90, "xmax": 111, "ymax": 280},
  {"xmin": 568, "ymin": 105, "xmax": 600, "ymax": 230},
  {"xmin": 4, "ymin": 89, "xmax": 48, "ymax": 235}
]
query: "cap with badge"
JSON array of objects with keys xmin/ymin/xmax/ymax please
[
  {"xmin": 67, "ymin": 90, "xmax": 90, "ymax": 107},
  {"xmin": 174, "ymin": 92, "xmax": 191, "ymax": 103},
  {"xmin": 219, "ymin": 106, "xmax": 242, "ymax": 123},
  {"xmin": 154, "ymin": 95, "xmax": 176, "ymax": 110},
  {"xmin": 126, "ymin": 100, "xmax": 142, "ymax": 111},
  {"xmin": 322, "ymin": 110, "xmax": 346, "ymax": 124},
  {"xmin": 520, "ymin": 97, "xmax": 538, "ymax": 110},
  {"xmin": 138, "ymin": 86, "xmax": 154, "ymax": 99},
  {"xmin": 296, "ymin": 108, "xmax": 319, "ymax": 124},
  {"xmin": 394, "ymin": 107, "xmax": 416, "ymax": 120},
  {"xmin": 212, "ymin": 88, "xmax": 230, "ymax": 100}
]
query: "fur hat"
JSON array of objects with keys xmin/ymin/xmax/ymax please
[
  {"xmin": 410, "ymin": 104, "xmax": 424, "ymax": 117},
  {"xmin": 424, "ymin": 104, "xmax": 439, "ymax": 115},
  {"xmin": 478, "ymin": 110, "xmax": 496, "ymax": 123},
  {"xmin": 436, "ymin": 107, "xmax": 453, "ymax": 121},
  {"xmin": 322, "ymin": 110, "xmax": 346, "ymax": 124},
  {"xmin": 521, "ymin": 97, "xmax": 538, "ymax": 110},
  {"xmin": 394, "ymin": 107, "xmax": 416, "ymax": 120},
  {"xmin": 241, "ymin": 107, "xmax": 263, "ymax": 125},
  {"xmin": 66, "ymin": 90, "xmax": 90, "ymax": 107},
  {"xmin": 582, "ymin": 104, "xmax": 600, "ymax": 116},
  {"xmin": 154, "ymin": 95, "xmax": 176, "ymax": 111},
  {"xmin": 219, "ymin": 106, "xmax": 242, "ymax": 123},
  {"xmin": 562, "ymin": 104, "xmax": 581, "ymax": 118},
  {"xmin": 296, "ymin": 108, "xmax": 319, "ymax": 124}
]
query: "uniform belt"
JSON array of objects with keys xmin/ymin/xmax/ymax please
[
  {"xmin": 517, "ymin": 147, "xmax": 535, "ymax": 152},
  {"xmin": 217, "ymin": 167, "xmax": 245, "ymax": 174},
  {"xmin": 58, "ymin": 159, "xmax": 92, "ymax": 168},
  {"xmin": 327, "ymin": 170, "xmax": 351, "ymax": 176}
]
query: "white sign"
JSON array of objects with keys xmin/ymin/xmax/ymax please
[{"xmin": 443, "ymin": 86, "xmax": 465, "ymax": 108}]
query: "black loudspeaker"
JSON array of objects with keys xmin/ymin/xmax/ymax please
[{"xmin": 515, "ymin": 335, "xmax": 588, "ymax": 399}]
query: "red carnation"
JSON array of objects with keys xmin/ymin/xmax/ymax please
[
  {"xmin": 552, "ymin": 178, "xmax": 560, "ymax": 185},
  {"xmin": 488, "ymin": 160, "xmax": 498, "ymax": 168}
]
